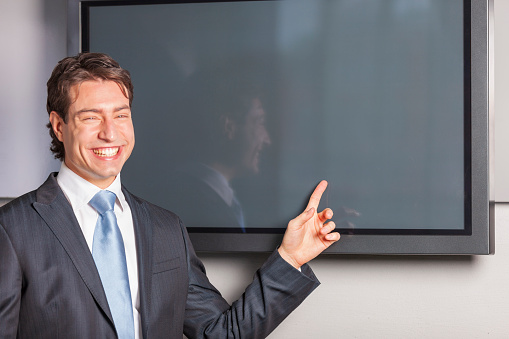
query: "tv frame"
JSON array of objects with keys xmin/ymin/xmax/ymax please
[{"xmin": 68, "ymin": 0, "xmax": 494, "ymax": 254}]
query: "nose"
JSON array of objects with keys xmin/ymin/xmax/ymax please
[{"xmin": 98, "ymin": 117, "xmax": 118, "ymax": 142}]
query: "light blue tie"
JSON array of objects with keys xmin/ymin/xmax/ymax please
[
  {"xmin": 90, "ymin": 190, "xmax": 135, "ymax": 339},
  {"xmin": 231, "ymin": 195, "xmax": 246, "ymax": 233}
]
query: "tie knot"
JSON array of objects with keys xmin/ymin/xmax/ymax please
[{"xmin": 89, "ymin": 190, "xmax": 117, "ymax": 215}]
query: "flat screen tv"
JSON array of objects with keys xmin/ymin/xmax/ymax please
[{"xmin": 71, "ymin": 0, "xmax": 494, "ymax": 254}]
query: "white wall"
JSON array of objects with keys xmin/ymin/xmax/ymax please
[
  {"xmin": 495, "ymin": 0, "xmax": 509, "ymax": 201},
  {"xmin": 0, "ymin": 0, "xmax": 63, "ymax": 197},
  {"xmin": 1, "ymin": 0, "xmax": 508, "ymax": 338}
]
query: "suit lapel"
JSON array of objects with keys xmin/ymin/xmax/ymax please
[
  {"xmin": 32, "ymin": 174, "xmax": 114, "ymax": 325},
  {"xmin": 123, "ymin": 187, "xmax": 153, "ymax": 339}
]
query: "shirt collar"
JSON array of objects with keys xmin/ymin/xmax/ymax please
[
  {"xmin": 56, "ymin": 161, "xmax": 128, "ymax": 212},
  {"xmin": 186, "ymin": 163, "xmax": 234, "ymax": 206}
]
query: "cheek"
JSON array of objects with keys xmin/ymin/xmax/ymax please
[
  {"xmin": 251, "ymin": 128, "xmax": 265, "ymax": 146},
  {"xmin": 67, "ymin": 128, "xmax": 99, "ymax": 160},
  {"xmin": 123, "ymin": 122, "xmax": 135, "ymax": 140},
  {"xmin": 68, "ymin": 130, "xmax": 89, "ymax": 149},
  {"xmin": 61, "ymin": 129, "xmax": 77, "ymax": 150},
  {"xmin": 126, "ymin": 130, "xmax": 135, "ymax": 149},
  {"xmin": 121, "ymin": 126, "xmax": 135, "ymax": 155}
]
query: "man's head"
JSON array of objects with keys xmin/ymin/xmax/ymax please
[
  {"xmin": 182, "ymin": 65, "xmax": 271, "ymax": 178},
  {"xmin": 220, "ymin": 97, "xmax": 271, "ymax": 176},
  {"xmin": 47, "ymin": 53, "xmax": 135, "ymax": 188},
  {"xmin": 46, "ymin": 53, "xmax": 134, "ymax": 160}
]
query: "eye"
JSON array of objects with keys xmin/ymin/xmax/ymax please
[{"xmin": 115, "ymin": 109, "xmax": 131, "ymax": 119}]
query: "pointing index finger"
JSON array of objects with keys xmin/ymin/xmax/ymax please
[{"xmin": 306, "ymin": 180, "xmax": 328, "ymax": 210}]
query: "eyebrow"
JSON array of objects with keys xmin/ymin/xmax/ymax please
[{"xmin": 75, "ymin": 105, "xmax": 130, "ymax": 115}]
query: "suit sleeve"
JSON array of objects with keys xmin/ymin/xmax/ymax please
[
  {"xmin": 0, "ymin": 222, "xmax": 22, "ymax": 338},
  {"xmin": 180, "ymin": 221, "xmax": 320, "ymax": 339}
]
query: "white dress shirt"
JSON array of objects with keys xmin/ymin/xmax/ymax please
[
  {"xmin": 56, "ymin": 162, "xmax": 142, "ymax": 339},
  {"xmin": 186, "ymin": 163, "xmax": 235, "ymax": 206}
]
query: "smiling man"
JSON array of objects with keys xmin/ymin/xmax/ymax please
[
  {"xmin": 49, "ymin": 79, "xmax": 135, "ymax": 188},
  {"xmin": 0, "ymin": 53, "xmax": 339, "ymax": 339}
]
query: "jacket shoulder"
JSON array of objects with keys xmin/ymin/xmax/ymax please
[
  {"xmin": 0, "ymin": 173, "xmax": 60, "ymax": 219},
  {"xmin": 0, "ymin": 190, "xmax": 38, "ymax": 219}
]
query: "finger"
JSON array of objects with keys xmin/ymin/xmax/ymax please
[
  {"xmin": 325, "ymin": 232, "xmax": 341, "ymax": 242},
  {"xmin": 289, "ymin": 207, "xmax": 315, "ymax": 229},
  {"xmin": 320, "ymin": 220, "xmax": 336, "ymax": 235},
  {"xmin": 306, "ymin": 180, "xmax": 328, "ymax": 210},
  {"xmin": 318, "ymin": 208, "xmax": 333, "ymax": 223}
]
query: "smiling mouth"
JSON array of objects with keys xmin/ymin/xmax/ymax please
[{"xmin": 93, "ymin": 147, "xmax": 120, "ymax": 157}]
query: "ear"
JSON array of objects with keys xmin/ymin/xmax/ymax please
[
  {"xmin": 220, "ymin": 115, "xmax": 237, "ymax": 140},
  {"xmin": 49, "ymin": 111, "xmax": 65, "ymax": 142}
]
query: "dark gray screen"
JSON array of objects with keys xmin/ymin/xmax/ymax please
[{"xmin": 87, "ymin": 0, "xmax": 466, "ymax": 233}]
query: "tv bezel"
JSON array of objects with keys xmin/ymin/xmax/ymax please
[{"xmin": 69, "ymin": 0, "xmax": 494, "ymax": 254}]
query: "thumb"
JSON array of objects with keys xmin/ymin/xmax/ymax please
[{"xmin": 288, "ymin": 207, "xmax": 315, "ymax": 230}]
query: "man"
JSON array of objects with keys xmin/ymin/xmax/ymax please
[
  {"xmin": 0, "ymin": 53, "xmax": 339, "ymax": 338},
  {"xmin": 163, "ymin": 68, "xmax": 272, "ymax": 232}
]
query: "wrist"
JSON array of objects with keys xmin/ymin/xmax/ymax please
[{"xmin": 278, "ymin": 247, "xmax": 301, "ymax": 270}]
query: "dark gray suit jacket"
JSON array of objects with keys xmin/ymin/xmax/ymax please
[
  {"xmin": 163, "ymin": 168, "xmax": 244, "ymax": 231},
  {"xmin": 0, "ymin": 173, "xmax": 320, "ymax": 338}
]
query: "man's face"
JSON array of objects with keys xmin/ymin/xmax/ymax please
[
  {"xmin": 49, "ymin": 80, "xmax": 135, "ymax": 189},
  {"xmin": 237, "ymin": 98, "xmax": 271, "ymax": 174}
]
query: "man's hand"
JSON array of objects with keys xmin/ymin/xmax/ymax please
[{"xmin": 278, "ymin": 180, "xmax": 340, "ymax": 269}]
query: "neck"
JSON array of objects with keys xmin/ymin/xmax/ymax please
[{"xmin": 209, "ymin": 162, "xmax": 236, "ymax": 182}]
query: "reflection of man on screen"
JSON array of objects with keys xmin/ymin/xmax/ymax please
[{"xmin": 167, "ymin": 68, "xmax": 271, "ymax": 232}]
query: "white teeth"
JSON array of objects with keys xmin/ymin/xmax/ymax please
[{"xmin": 93, "ymin": 147, "xmax": 119, "ymax": 157}]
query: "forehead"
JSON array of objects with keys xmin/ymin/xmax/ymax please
[{"xmin": 68, "ymin": 80, "xmax": 129, "ymax": 109}]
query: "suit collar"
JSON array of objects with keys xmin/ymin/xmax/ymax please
[
  {"xmin": 122, "ymin": 187, "xmax": 153, "ymax": 339},
  {"xmin": 33, "ymin": 173, "xmax": 115, "ymax": 326}
]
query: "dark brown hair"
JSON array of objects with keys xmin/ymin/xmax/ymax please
[{"xmin": 46, "ymin": 52, "xmax": 133, "ymax": 160}]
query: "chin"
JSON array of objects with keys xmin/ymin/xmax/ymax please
[{"xmin": 91, "ymin": 167, "xmax": 122, "ymax": 180}]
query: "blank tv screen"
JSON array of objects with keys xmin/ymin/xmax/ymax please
[{"xmin": 84, "ymin": 0, "xmax": 469, "ymax": 236}]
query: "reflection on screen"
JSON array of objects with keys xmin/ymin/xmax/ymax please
[{"xmin": 88, "ymin": 0, "xmax": 466, "ymax": 233}]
